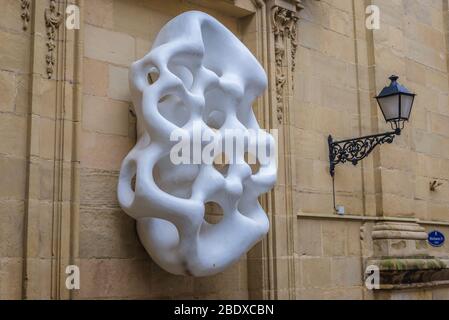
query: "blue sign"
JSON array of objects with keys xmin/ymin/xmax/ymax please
[{"xmin": 428, "ymin": 230, "xmax": 445, "ymax": 247}]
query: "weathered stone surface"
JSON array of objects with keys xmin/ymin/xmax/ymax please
[
  {"xmin": 74, "ymin": 258, "xmax": 152, "ymax": 299},
  {"xmin": 0, "ymin": 0, "xmax": 448, "ymax": 300},
  {"xmin": 84, "ymin": 24, "xmax": 135, "ymax": 66},
  {"xmin": 0, "ymin": 113, "xmax": 27, "ymax": 157},
  {"xmin": 0, "ymin": 71, "xmax": 15, "ymax": 112},
  {"xmin": 301, "ymin": 257, "xmax": 331, "ymax": 288},
  {"xmin": 0, "ymin": 201, "xmax": 24, "ymax": 258},
  {"xmin": 0, "ymin": 258, "xmax": 23, "ymax": 299},
  {"xmin": 82, "ymin": 95, "xmax": 130, "ymax": 136},
  {"xmin": 79, "ymin": 207, "xmax": 146, "ymax": 259},
  {"xmin": 83, "ymin": 58, "xmax": 108, "ymax": 97},
  {"xmin": 0, "ymin": 157, "xmax": 26, "ymax": 200},
  {"xmin": 296, "ymin": 219, "xmax": 322, "ymax": 257}
]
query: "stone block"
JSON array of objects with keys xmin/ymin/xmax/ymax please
[
  {"xmin": 0, "ymin": 70, "xmax": 15, "ymax": 112},
  {"xmin": 382, "ymin": 193, "xmax": 414, "ymax": 217},
  {"xmin": 79, "ymin": 207, "xmax": 146, "ymax": 259},
  {"xmin": 38, "ymin": 118, "xmax": 56, "ymax": 161},
  {"xmin": 84, "ymin": 24, "xmax": 135, "ymax": 66},
  {"xmin": 0, "ymin": 30, "xmax": 30, "ymax": 73},
  {"xmin": 0, "ymin": 258, "xmax": 23, "ymax": 299},
  {"xmin": 14, "ymin": 74, "xmax": 30, "ymax": 115},
  {"xmin": 113, "ymin": 0, "xmax": 152, "ymax": 39},
  {"xmin": 0, "ymin": 0, "xmax": 24, "ymax": 32},
  {"xmin": 381, "ymin": 168, "xmax": 415, "ymax": 199},
  {"xmin": 331, "ymin": 257, "xmax": 363, "ymax": 287},
  {"xmin": 82, "ymin": 95, "xmax": 130, "ymax": 136},
  {"xmin": 301, "ymin": 257, "xmax": 331, "ymax": 288},
  {"xmin": 322, "ymin": 220, "xmax": 347, "ymax": 257},
  {"xmin": 372, "ymin": 222, "xmax": 429, "ymax": 257},
  {"xmin": 431, "ymin": 113, "xmax": 449, "ymax": 137},
  {"xmin": 328, "ymin": 7, "xmax": 351, "ymax": 36},
  {"xmin": 327, "ymin": 287, "xmax": 364, "ymax": 299},
  {"xmin": 296, "ymin": 219, "xmax": 322, "ymax": 257},
  {"xmin": 80, "ymin": 130, "xmax": 133, "ymax": 171},
  {"xmin": 80, "ymin": 168, "xmax": 119, "ymax": 207},
  {"xmin": 135, "ymin": 38, "xmax": 151, "ymax": 59},
  {"xmin": 322, "ymin": 29, "xmax": 355, "ymax": 63},
  {"xmin": 193, "ymin": 262, "xmax": 241, "ymax": 296},
  {"xmin": 31, "ymin": 77, "xmax": 57, "ymax": 119},
  {"xmin": 108, "ymin": 65, "xmax": 130, "ymax": 102},
  {"xmin": 85, "ymin": 0, "xmax": 114, "ymax": 29},
  {"xmin": 25, "ymin": 258, "xmax": 52, "ymax": 299},
  {"xmin": 83, "ymin": 58, "xmax": 108, "ymax": 97},
  {"xmin": 432, "ymin": 287, "xmax": 449, "ymax": 300},
  {"xmin": 0, "ymin": 157, "xmax": 26, "ymax": 200},
  {"xmin": 0, "ymin": 200, "xmax": 24, "ymax": 258},
  {"xmin": 347, "ymin": 222, "xmax": 362, "ymax": 256},
  {"xmin": 74, "ymin": 258, "xmax": 151, "ymax": 299},
  {"xmin": 296, "ymin": 192, "xmax": 334, "ymax": 214},
  {"xmin": 0, "ymin": 113, "xmax": 27, "ymax": 157}
]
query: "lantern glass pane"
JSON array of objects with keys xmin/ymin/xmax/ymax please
[
  {"xmin": 400, "ymin": 94, "xmax": 414, "ymax": 120},
  {"xmin": 378, "ymin": 94, "xmax": 399, "ymax": 121}
]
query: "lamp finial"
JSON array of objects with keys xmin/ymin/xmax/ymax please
[{"xmin": 389, "ymin": 75, "xmax": 399, "ymax": 83}]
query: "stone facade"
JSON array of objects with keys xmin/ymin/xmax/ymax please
[{"xmin": 0, "ymin": 0, "xmax": 449, "ymax": 300}]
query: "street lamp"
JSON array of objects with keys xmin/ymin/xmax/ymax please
[
  {"xmin": 376, "ymin": 75, "xmax": 416, "ymax": 132},
  {"xmin": 328, "ymin": 75, "xmax": 416, "ymax": 177}
]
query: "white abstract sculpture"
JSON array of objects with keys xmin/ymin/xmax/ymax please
[{"xmin": 118, "ymin": 11, "xmax": 277, "ymax": 276}]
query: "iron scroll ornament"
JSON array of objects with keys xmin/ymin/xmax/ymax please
[{"xmin": 328, "ymin": 129, "xmax": 400, "ymax": 177}]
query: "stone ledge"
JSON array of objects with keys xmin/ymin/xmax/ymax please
[{"xmin": 367, "ymin": 258, "xmax": 449, "ymax": 290}]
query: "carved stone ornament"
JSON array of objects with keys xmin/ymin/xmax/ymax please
[
  {"xmin": 21, "ymin": 0, "xmax": 31, "ymax": 31},
  {"xmin": 118, "ymin": 11, "xmax": 277, "ymax": 277},
  {"xmin": 272, "ymin": 6, "xmax": 298, "ymax": 124},
  {"xmin": 45, "ymin": 0, "xmax": 62, "ymax": 79},
  {"xmin": 364, "ymin": 222, "xmax": 449, "ymax": 289}
]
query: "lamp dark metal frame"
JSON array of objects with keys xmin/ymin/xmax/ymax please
[
  {"xmin": 327, "ymin": 75, "xmax": 416, "ymax": 212},
  {"xmin": 328, "ymin": 128, "xmax": 401, "ymax": 178},
  {"xmin": 328, "ymin": 76, "xmax": 415, "ymax": 177}
]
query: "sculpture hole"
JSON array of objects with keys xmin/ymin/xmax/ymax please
[
  {"xmin": 213, "ymin": 153, "xmax": 229, "ymax": 177},
  {"xmin": 204, "ymin": 201, "xmax": 224, "ymax": 225},
  {"xmin": 148, "ymin": 69, "xmax": 159, "ymax": 84},
  {"xmin": 204, "ymin": 109, "xmax": 225, "ymax": 130},
  {"xmin": 245, "ymin": 152, "xmax": 260, "ymax": 175},
  {"xmin": 131, "ymin": 174, "xmax": 136, "ymax": 192},
  {"xmin": 153, "ymin": 156, "xmax": 199, "ymax": 200}
]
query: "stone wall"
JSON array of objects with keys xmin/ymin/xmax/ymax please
[
  {"xmin": 293, "ymin": 0, "xmax": 449, "ymax": 299},
  {"xmin": 0, "ymin": 0, "xmax": 30, "ymax": 299},
  {"xmin": 1, "ymin": 0, "xmax": 449, "ymax": 300}
]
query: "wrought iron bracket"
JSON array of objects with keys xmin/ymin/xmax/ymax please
[{"xmin": 328, "ymin": 129, "xmax": 401, "ymax": 177}]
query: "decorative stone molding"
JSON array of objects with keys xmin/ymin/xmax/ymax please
[
  {"xmin": 21, "ymin": 0, "xmax": 31, "ymax": 31},
  {"xmin": 368, "ymin": 258, "xmax": 449, "ymax": 290},
  {"xmin": 372, "ymin": 222, "xmax": 428, "ymax": 257},
  {"xmin": 291, "ymin": 0, "xmax": 304, "ymax": 10},
  {"xmin": 272, "ymin": 6, "xmax": 298, "ymax": 123},
  {"xmin": 44, "ymin": 0, "xmax": 62, "ymax": 79},
  {"xmin": 23, "ymin": 0, "xmax": 82, "ymax": 299},
  {"xmin": 251, "ymin": 0, "xmax": 264, "ymax": 8},
  {"xmin": 364, "ymin": 221, "xmax": 449, "ymax": 289}
]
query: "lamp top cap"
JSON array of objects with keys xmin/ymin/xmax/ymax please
[
  {"xmin": 376, "ymin": 75, "xmax": 415, "ymax": 98},
  {"xmin": 389, "ymin": 75, "xmax": 399, "ymax": 82}
]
